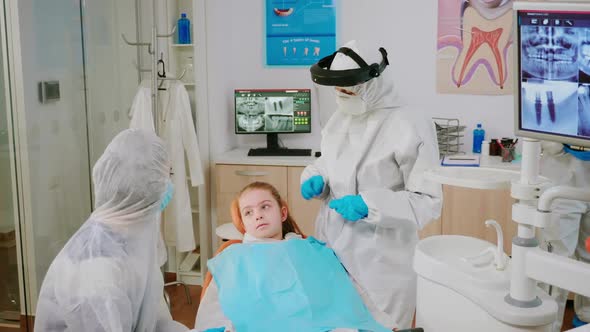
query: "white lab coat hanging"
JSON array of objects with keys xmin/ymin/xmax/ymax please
[
  {"xmin": 130, "ymin": 80, "xmax": 204, "ymax": 256},
  {"xmin": 160, "ymin": 81, "xmax": 204, "ymax": 252}
]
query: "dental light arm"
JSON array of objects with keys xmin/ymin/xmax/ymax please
[
  {"xmin": 525, "ymin": 248, "xmax": 590, "ymax": 298},
  {"xmin": 537, "ymin": 186, "xmax": 590, "ymax": 212}
]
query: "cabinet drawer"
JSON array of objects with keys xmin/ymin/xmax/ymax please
[{"xmin": 216, "ymin": 164, "xmax": 288, "ymax": 223}]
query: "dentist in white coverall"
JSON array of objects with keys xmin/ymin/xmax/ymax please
[{"xmin": 301, "ymin": 40, "xmax": 443, "ymax": 329}]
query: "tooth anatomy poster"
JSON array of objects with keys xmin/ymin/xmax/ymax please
[
  {"xmin": 265, "ymin": 0, "xmax": 336, "ymax": 66},
  {"xmin": 437, "ymin": 0, "xmax": 514, "ymax": 95}
]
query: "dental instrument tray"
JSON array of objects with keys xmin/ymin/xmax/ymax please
[{"xmin": 433, "ymin": 117, "xmax": 465, "ymax": 157}]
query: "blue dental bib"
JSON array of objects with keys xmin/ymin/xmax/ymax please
[{"xmin": 208, "ymin": 237, "xmax": 390, "ymax": 332}]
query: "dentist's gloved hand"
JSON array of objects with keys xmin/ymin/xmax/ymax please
[
  {"xmin": 329, "ymin": 195, "xmax": 368, "ymax": 222},
  {"xmin": 301, "ymin": 175, "xmax": 325, "ymax": 200},
  {"xmin": 202, "ymin": 328, "xmax": 225, "ymax": 332}
]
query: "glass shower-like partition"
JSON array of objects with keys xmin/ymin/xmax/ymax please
[
  {"xmin": 0, "ymin": 0, "xmax": 142, "ymax": 329},
  {"xmin": 0, "ymin": 0, "xmax": 24, "ymax": 329}
]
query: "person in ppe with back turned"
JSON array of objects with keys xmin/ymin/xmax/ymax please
[
  {"xmin": 34, "ymin": 128, "xmax": 190, "ymax": 332},
  {"xmin": 301, "ymin": 40, "xmax": 443, "ymax": 329},
  {"xmin": 538, "ymin": 141, "xmax": 590, "ymax": 331}
]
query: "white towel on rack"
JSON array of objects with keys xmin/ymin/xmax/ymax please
[{"xmin": 161, "ymin": 82, "xmax": 204, "ymax": 253}]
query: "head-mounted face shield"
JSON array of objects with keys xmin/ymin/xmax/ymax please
[{"xmin": 310, "ymin": 47, "xmax": 389, "ymax": 87}]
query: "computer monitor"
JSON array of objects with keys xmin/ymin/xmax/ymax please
[
  {"xmin": 514, "ymin": 1, "xmax": 590, "ymax": 148},
  {"xmin": 235, "ymin": 89, "xmax": 312, "ymax": 156}
]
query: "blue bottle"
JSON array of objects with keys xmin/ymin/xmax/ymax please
[
  {"xmin": 177, "ymin": 13, "xmax": 191, "ymax": 44},
  {"xmin": 472, "ymin": 123, "xmax": 485, "ymax": 153}
]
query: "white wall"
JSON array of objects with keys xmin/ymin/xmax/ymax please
[{"xmin": 203, "ymin": 0, "xmax": 516, "ymax": 158}]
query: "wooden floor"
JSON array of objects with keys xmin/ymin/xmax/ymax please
[{"xmin": 166, "ymin": 283, "xmax": 202, "ymax": 329}]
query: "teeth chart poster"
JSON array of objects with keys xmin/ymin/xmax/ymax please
[
  {"xmin": 265, "ymin": 0, "xmax": 336, "ymax": 66},
  {"xmin": 437, "ymin": 0, "xmax": 514, "ymax": 95}
]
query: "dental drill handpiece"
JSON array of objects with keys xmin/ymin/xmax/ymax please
[
  {"xmin": 535, "ymin": 92, "xmax": 542, "ymax": 125},
  {"xmin": 546, "ymin": 91, "xmax": 555, "ymax": 123}
]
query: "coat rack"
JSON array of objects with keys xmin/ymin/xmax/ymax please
[
  {"xmin": 121, "ymin": 0, "xmax": 192, "ymax": 307},
  {"xmin": 121, "ymin": 0, "xmax": 179, "ymax": 134}
]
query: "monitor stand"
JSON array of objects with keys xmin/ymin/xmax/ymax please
[{"xmin": 247, "ymin": 133, "xmax": 311, "ymax": 157}]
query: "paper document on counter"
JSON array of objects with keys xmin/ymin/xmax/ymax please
[{"xmin": 441, "ymin": 155, "xmax": 480, "ymax": 167}]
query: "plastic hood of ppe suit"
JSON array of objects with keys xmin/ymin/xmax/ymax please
[
  {"xmin": 330, "ymin": 40, "xmax": 402, "ymax": 111},
  {"xmin": 34, "ymin": 129, "xmax": 189, "ymax": 332},
  {"xmin": 302, "ymin": 40, "xmax": 442, "ymax": 329}
]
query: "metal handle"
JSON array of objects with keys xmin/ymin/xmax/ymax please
[
  {"xmin": 235, "ymin": 170, "xmax": 269, "ymax": 177},
  {"xmin": 121, "ymin": 33, "xmax": 151, "ymax": 47}
]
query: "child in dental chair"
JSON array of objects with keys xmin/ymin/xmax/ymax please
[{"xmin": 194, "ymin": 181, "xmax": 399, "ymax": 332}]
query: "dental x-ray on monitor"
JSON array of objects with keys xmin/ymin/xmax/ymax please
[
  {"xmin": 235, "ymin": 89, "xmax": 312, "ymax": 156},
  {"xmin": 515, "ymin": 1, "xmax": 590, "ymax": 148}
]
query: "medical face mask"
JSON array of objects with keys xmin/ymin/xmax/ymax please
[
  {"xmin": 335, "ymin": 91, "xmax": 367, "ymax": 115},
  {"xmin": 160, "ymin": 182, "xmax": 174, "ymax": 211}
]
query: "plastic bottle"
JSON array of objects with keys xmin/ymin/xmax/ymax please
[
  {"xmin": 177, "ymin": 13, "xmax": 191, "ymax": 44},
  {"xmin": 472, "ymin": 123, "xmax": 485, "ymax": 153}
]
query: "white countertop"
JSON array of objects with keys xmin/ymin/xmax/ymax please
[
  {"xmin": 215, "ymin": 148, "xmax": 318, "ymax": 167},
  {"xmin": 215, "ymin": 150, "xmax": 520, "ymax": 169},
  {"xmin": 479, "ymin": 155, "xmax": 521, "ymax": 171}
]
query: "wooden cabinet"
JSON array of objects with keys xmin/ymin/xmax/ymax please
[
  {"xmin": 214, "ymin": 163, "xmax": 321, "ymax": 243},
  {"xmin": 419, "ymin": 185, "xmax": 517, "ymax": 255},
  {"xmin": 214, "ymin": 151, "xmax": 517, "ymax": 255}
]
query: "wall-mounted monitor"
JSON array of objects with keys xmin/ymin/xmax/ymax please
[
  {"xmin": 514, "ymin": 1, "xmax": 590, "ymax": 148},
  {"xmin": 234, "ymin": 89, "xmax": 312, "ymax": 156}
]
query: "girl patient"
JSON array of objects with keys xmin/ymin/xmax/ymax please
[{"xmin": 194, "ymin": 181, "xmax": 393, "ymax": 332}]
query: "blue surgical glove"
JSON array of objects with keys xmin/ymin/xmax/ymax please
[
  {"xmin": 202, "ymin": 328, "xmax": 225, "ymax": 332},
  {"xmin": 329, "ymin": 195, "xmax": 368, "ymax": 222},
  {"xmin": 301, "ymin": 175, "xmax": 325, "ymax": 200}
]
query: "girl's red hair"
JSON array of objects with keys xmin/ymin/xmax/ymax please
[{"xmin": 230, "ymin": 181, "xmax": 304, "ymax": 237}]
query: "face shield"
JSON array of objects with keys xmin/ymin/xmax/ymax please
[{"xmin": 310, "ymin": 46, "xmax": 389, "ymax": 87}]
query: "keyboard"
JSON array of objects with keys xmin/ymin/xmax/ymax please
[{"xmin": 248, "ymin": 148, "xmax": 312, "ymax": 157}]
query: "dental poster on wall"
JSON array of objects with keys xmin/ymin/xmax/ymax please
[
  {"xmin": 437, "ymin": 0, "xmax": 514, "ymax": 95},
  {"xmin": 265, "ymin": 0, "xmax": 336, "ymax": 66}
]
